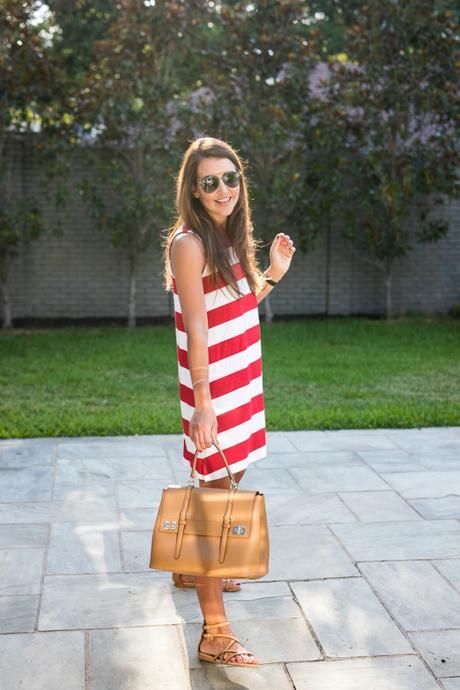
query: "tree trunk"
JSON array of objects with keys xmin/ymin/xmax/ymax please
[
  {"xmin": 0, "ymin": 257, "xmax": 12, "ymax": 329},
  {"xmin": 128, "ymin": 257, "xmax": 137, "ymax": 328},
  {"xmin": 325, "ymin": 222, "xmax": 331, "ymax": 315},
  {"xmin": 264, "ymin": 291, "xmax": 273, "ymax": 324},
  {"xmin": 383, "ymin": 262, "xmax": 394, "ymax": 319}
]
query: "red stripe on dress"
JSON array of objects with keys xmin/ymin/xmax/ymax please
[
  {"xmin": 202, "ymin": 263, "xmax": 245, "ymax": 294},
  {"xmin": 179, "ymin": 357, "xmax": 262, "ymax": 406},
  {"xmin": 172, "ymin": 262, "xmax": 246, "ymax": 296},
  {"xmin": 177, "ymin": 323, "xmax": 260, "ymax": 368},
  {"xmin": 183, "ymin": 427, "xmax": 266, "ymax": 476},
  {"xmin": 182, "ymin": 392, "xmax": 264, "ymax": 437},
  {"xmin": 175, "ymin": 291, "xmax": 257, "ymax": 332}
]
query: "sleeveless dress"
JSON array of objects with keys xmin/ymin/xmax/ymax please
[{"xmin": 170, "ymin": 224, "xmax": 267, "ymax": 481}]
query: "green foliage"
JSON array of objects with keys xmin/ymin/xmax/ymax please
[
  {"xmin": 0, "ymin": 1, "xmax": 72, "ymax": 248},
  {"xmin": 1, "ymin": 1, "xmax": 458, "ymax": 326},
  {"xmin": 304, "ymin": 0, "xmax": 460, "ymax": 315},
  {"xmin": 0, "ymin": 2, "xmax": 52, "ymax": 327},
  {"xmin": 202, "ymin": 1, "xmax": 312, "ymax": 254},
  {"xmin": 0, "ymin": 0, "xmax": 51, "ymax": 127},
  {"xmin": 313, "ymin": 1, "xmax": 458, "ymax": 247},
  {"xmin": 46, "ymin": 0, "xmax": 120, "ymax": 82},
  {"xmin": 73, "ymin": 2, "xmax": 210, "ymax": 271},
  {"xmin": 0, "ymin": 198, "xmax": 45, "ymax": 259}
]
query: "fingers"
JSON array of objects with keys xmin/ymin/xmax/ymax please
[
  {"xmin": 275, "ymin": 233, "xmax": 296, "ymax": 253},
  {"xmin": 211, "ymin": 421, "xmax": 219, "ymax": 445},
  {"xmin": 198, "ymin": 427, "xmax": 206, "ymax": 450},
  {"xmin": 196, "ymin": 433, "xmax": 212, "ymax": 453},
  {"xmin": 275, "ymin": 233, "xmax": 293, "ymax": 245},
  {"xmin": 192, "ymin": 429, "xmax": 215, "ymax": 453},
  {"xmin": 190, "ymin": 410, "xmax": 217, "ymax": 453}
]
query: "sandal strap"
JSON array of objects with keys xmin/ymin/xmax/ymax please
[
  {"xmin": 223, "ymin": 579, "xmax": 240, "ymax": 590},
  {"xmin": 213, "ymin": 639, "xmax": 255, "ymax": 664},
  {"xmin": 199, "ymin": 628, "xmax": 256, "ymax": 664},
  {"xmin": 203, "ymin": 620, "xmax": 229, "ymax": 630},
  {"xmin": 222, "ymin": 649, "xmax": 256, "ymax": 664}
]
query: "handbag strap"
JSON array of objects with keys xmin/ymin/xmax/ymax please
[
  {"xmin": 174, "ymin": 484, "xmax": 193, "ymax": 559},
  {"xmin": 174, "ymin": 441, "xmax": 238, "ymax": 560},
  {"xmin": 219, "ymin": 487, "xmax": 236, "ymax": 563},
  {"xmin": 189, "ymin": 441, "xmax": 238, "ymax": 490},
  {"xmin": 174, "ymin": 473, "xmax": 238, "ymax": 562}
]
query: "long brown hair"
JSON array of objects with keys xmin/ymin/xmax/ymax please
[{"xmin": 162, "ymin": 136, "xmax": 265, "ymax": 297}]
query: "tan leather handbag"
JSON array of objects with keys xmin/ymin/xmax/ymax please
[{"xmin": 149, "ymin": 441, "xmax": 269, "ymax": 579}]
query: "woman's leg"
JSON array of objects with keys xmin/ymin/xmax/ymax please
[{"xmin": 194, "ymin": 468, "xmax": 259, "ymax": 665}]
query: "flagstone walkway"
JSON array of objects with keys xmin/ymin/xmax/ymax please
[{"xmin": 1, "ymin": 427, "xmax": 459, "ymax": 689}]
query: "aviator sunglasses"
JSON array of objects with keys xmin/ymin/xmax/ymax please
[{"xmin": 198, "ymin": 170, "xmax": 242, "ymax": 194}]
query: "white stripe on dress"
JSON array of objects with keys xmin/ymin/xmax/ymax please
[
  {"xmin": 175, "ymin": 305, "xmax": 260, "ymax": 350},
  {"xmin": 180, "ymin": 374, "xmax": 263, "ymax": 419},
  {"xmin": 183, "ymin": 409, "xmax": 266, "ymax": 458},
  {"xmin": 173, "ymin": 275, "xmax": 251, "ymax": 315},
  {"xmin": 177, "ymin": 340, "xmax": 262, "ymax": 386},
  {"xmin": 182, "ymin": 443, "xmax": 267, "ymax": 481}
]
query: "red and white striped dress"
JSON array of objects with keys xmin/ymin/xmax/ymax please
[{"xmin": 171, "ymin": 224, "xmax": 267, "ymax": 481}]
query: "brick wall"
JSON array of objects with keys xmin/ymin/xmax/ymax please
[{"xmin": 4, "ymin": 139, "xmax": 460, "ymax": 322}]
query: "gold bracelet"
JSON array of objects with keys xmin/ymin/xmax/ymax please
[{"xmin": 192, "ymin": 378, "xmax": 209, "ymax": 387}]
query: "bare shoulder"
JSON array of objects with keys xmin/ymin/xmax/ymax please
[{"xmin": 170, "ymin": 231, "xmax": 205, "ymax": 276}]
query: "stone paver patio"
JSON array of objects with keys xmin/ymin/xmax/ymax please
[{"xmin": 0, "ymin": 427, "xmax": 459, "ymax": 689}]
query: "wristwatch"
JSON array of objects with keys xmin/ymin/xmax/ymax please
[{"xmin": 265, "ymin": 274, "xmax": 278, "ymax": 286}]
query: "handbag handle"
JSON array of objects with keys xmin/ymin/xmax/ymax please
[{"xmin": 189, "ymin": 440, "xmax": 238, "ymax": 490}]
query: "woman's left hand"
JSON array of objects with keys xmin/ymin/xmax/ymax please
[{"xmin": 269, "ymin": 233, "xmax": 296, "ymax": 281}]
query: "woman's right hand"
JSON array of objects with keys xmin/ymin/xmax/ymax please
[{"xmin": 190, "ymin": 402, "xmax": 218, "ymax": 453}]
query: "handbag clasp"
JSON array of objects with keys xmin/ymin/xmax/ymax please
[{"xmin": 232, "ymin": 524, "xmax": 246, "ymax": 535}]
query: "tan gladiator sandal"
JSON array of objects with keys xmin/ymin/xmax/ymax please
[
  {"xmin": 172, "ymin": 573, "xmax": 241, "ymax": 592},
  {"xmin": 197, "ymin": 620, "xmax": 259, "ymax": 667}
]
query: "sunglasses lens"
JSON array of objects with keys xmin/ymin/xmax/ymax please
[
  {"xmin": 201, "ymin": 176, "xmax": 219, "ymax": 193},
  {"xmin": 223, "ymin": 171, "xmax": 241, "ymax": 187},
  {"xmin": 199, "ymin": 171, "xmax": 241, "ymax": 193}
]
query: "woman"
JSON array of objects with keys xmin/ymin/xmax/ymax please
[{"xmin": 162, "ymin": 136, "xmax": 295, "ymax": 667}]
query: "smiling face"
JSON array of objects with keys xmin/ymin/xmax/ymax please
[{"xmin": 193, "ymin": 157, "xmax": 240, "ymax": 229}]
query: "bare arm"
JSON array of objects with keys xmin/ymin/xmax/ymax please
[
  {"xmin": 255, "ymin": 267, "xmax": 283, "ymax": 305},
  {"xmin": 256, "ymin": 233, "xmax": 295, "ymax": 303},
  {"xmin": 256, "ymin": 270, "xmax": 276, "ymax": 305},
  {"xmin": 170, "ymin": 233, "xmax": 217, "ymax": 452}
]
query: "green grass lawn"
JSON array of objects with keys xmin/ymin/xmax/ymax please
[{"xmin": 0, "ymin": 316, "xmax": 458, "ymax": 438}]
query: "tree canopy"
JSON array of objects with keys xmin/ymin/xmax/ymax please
[{"xmin": 1, "ymin": 0, "xmax": 459, "ymax": 325}]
